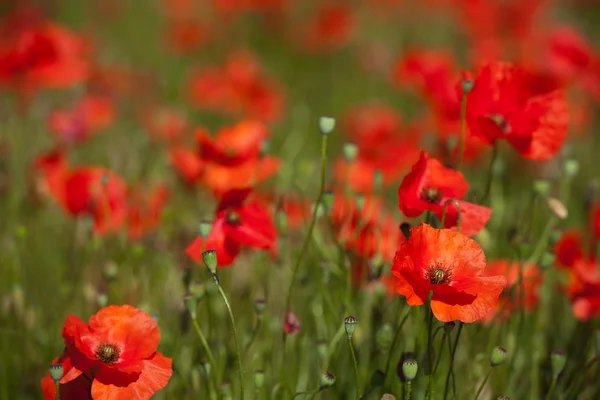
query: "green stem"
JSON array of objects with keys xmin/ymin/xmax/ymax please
[
  {"xmin": 404, "ymin": 382, "xmax": 412, "ymax": 400},
  {"xmin": 292, "ymin": 389, "xmax": 319, "ymax": 399},
  {"xmin": 348, "ymin": 337, "xmax": 360, "ymax": 399},
  {"xmin": 192, "ymin": 319, "xmax": 219, "ymax": 400},
  {"xmin": 426, "ymin": 304, "xmax": 435, "ymax": 399},
  {"xmin": 433, "ymin": 332, "xmax": 447, "ymax": 375},
  {"xmin": 546, "ymin": 378, "xmax": 557, "ymax": 400},
  {"xmin": 457, "ymin": 92, "xmax": 467, "ymax": 171},
  {"xmin": 473, "ymin": 368, "xmax": 492, "ymax": 400},
  {"xmin": 322, "ymin": 323, "xmax": 345, "ymax": 371},
  {"xmin": 214, "ymin": 275, "xmax": 245, "ymax": 400},
  {"xmin": 55, "ymin": 381, "xmax": 60, "ymax": 400},
  {"xmin": 444, "ymin": 322, "xmax": 463, "ymax": 400},
  {"xmin": 244, "ymin": 317, "xmax": 263, "ymax": 356},
  {"xmin": 480, "ymin": 141, "xmax": 498, "ymax": 205},
  {"xmin": 384, "ymin": 307, "xmax": 411, "ymax": 379}
]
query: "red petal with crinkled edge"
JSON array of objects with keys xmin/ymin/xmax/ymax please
[
  {"xmin": 434, "ymin": 199, "xmax": 492, "ymax": 237},
  {"xmin": 91, "ymin": 353, "xmax": 172, "ymax": 400}
]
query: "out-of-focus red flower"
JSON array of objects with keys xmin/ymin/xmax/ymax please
[
  {"xmin": 392, "ymin": 222, "xmax": 506, "ymax": 322},
  {"xmin": 481, "ymin": 259, "xmax": 542, "ymax": 324},
  {"xmin": 29, "ymin": 147, "xmax": 69, "ymax": 204},
  {"xmin": 546, "ymin": 27, "xmax": 593, "ymax": 81},
  {"xmin": 334, "ymin": 103, "xmax": 421, "ymax": 193},
  {"xmin": 188, "ymin": 51, "xmax": 284, "ymax": 122},
  {"xmin": 165, "ymin": 19, "xmax": 208, "ymax": 54},
  {"xmin": 127, "ymin": 185, "xmax": 169, "ymax": 240},
  {"xmin": 186, "ymin": 188, "xmax": 276, "ymax": 267},
  {"xmin": 554, "ymin": 230, "xmax": 584, "ymax": 269},
  {"xmin": 0, "ymin": 5, "xmax": 90, "ymax": 97},
  {"xmin": 211, "ymin": 0, "xmax": 288, "ymax": 15},
  {"xmin": 47, "ymin": 95, "xmax": 114, "ymax": 145},
  {"xmin": 301, "ymin": 3, "xmax": 355, "ymax": 52},
  {"xmin": 144, "ymin": 107, "xmax": 188, "ymax": 143},
  {"xmin": 398, "ymin": 152, "xmax": 491, "ymax": 236},
  {"xmin": 283, "ymin": 312, "xmax": 300, "ymax": 335},
  {"xmin": 41, "ymin": 305, "xmax": 172, "ymax": 400},
  {"xmin": 466, "ymin": 62, "xmax": 568, "ymax": 161},
  {"xmin": 169, "ymin": 146, "xmax": 204, "ymax": 185}
]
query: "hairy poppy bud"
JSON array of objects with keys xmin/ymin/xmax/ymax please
[
  {"xmin": 462, "ymin": 79, "xmax": 474, "ymax": 95},
  {"xmin": 343, "ymin": 142, "xmax": 359, "ymax": 162},
  {"xmin": 184, "ymin": 295, "xmax": 198, "ymax": 319},
  {"xmin": 254, "ymin": 370, "xmax": 265, "ymax": 389},
  {"xmin": 380, "ymin": 394, "xmax": 396, "ymax": 400},
  {"xmin": 490, "ymin": 346, "xmax": 507, "ymax": 367},
  {"xmin": 344, "ymin": 316, "xmax": 358, "ymax": 339},
  {"xmin": 199, "ymin": 220, "xmax": 212, "ymax": 239},
  {"xmin": 49, "ymin": 364, "xmax": 64, "ymax": 382},
  {"xmin": 402, "ymin": 359, "xmax": 418, "ymax": 381},
  {"xmin": 320, "ymin": 371, "xmax": 336, "ymax": 388},
  {"xmin": 319, "ymin": 116, "xmax": 336, "ymax": 136},
  {"xmin": 547, "ymin": 198, "xmax": 568, "ymax": 220},
  {"xmin": 202, "ymin": 250, "xmax": 218, "ymax": 274},
  {"xmin": 551, "ymin": 350, "xmax": 567, "ymax": 378}
]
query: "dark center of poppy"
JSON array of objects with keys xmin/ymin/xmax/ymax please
[
  {"xmin": 225, "ymin": 210, "xmax": 241, "ymax": 226},
  {"xmin": 421, "ymin": 187, "xmax": 442, "ymax": 204},
  {"xmin": 488, "ymin": 114, "xmax": 510, "ymax": 134},
  {"xmin": 95, "ymin": 343, "xmax": 120, "ymax": 364},
  {"xmin": 426, "ymin": 264, "xmax": 453, "ymax": 285}
]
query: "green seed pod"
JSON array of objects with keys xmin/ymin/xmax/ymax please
[
  {"xmin": 551, "ymin": 350, "xmax": 567, "ymax": 378},
  {"xmin": 254, "ymin": 370, "xmax": 265, "ymax": 389},
  {"xmin": 533, "ymin": 179, "xmax": 551, "ymax": 198},
  {"xmin": 49, "ymin": 364, "xmax": 64, "ymax": 382},
  {"xmin": 198, "ymin": 220, "xmax": 212, "ymax": 239},
  {"xmin": 461, "ymin": 79, "xmax": 474, "ymax": 95},
  {"xmin": 343, "ymin": 142, "xmax": 359, "ymax": 162},
  {"xmin": 344, "ymin": 316, "xmax": 358, "ymax": 340},
  {"xmin": 319, "ymin": 116, "xmax": 336, "ymax": 136},
  {"xmin": 402, "ymin": 359, "xmax": 418, "ymax": 381},
  {"xmin": 490, "ymin": 346, "xmax": 507, "ymax": 367},
  {"xmin": 202, "ymin": 250, "xmax": 218, "ymax": 274},
  {"xmin": 254, "ymin": 298, "xmax": 266, "ymax": 316},
  {"xmin": 184, "ymin": 295, "xmax": 198, "ymax": 320},
  {"xmin": 563, "ymin": 159, "xmax": 579, "ymax": 178},
  {"xmin": 320, "ymin": 372, "xmax": 336, "ymax": 387}
]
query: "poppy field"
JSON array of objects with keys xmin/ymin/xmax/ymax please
[{"xmin": 3, "ymin": 0, "xmax": 600, "ymax": 399}]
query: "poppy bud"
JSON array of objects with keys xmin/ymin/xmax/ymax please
[
  {"xmin": 202, "ymin": 250, "xmax": 218, "ymax": 274},
  {"xmin": 320, "ymin": 371, "xmax": 336, "ymax": 387},
  {"xmin": 539, "ymin": 252, "xmax": 555, "ymax": 270},
  {"xmin": 490, "ymin": 346, "xmax": 507, "ymax": 367},
  {"xmin": 397, "ymin": 351, "xmax": 417, "ymax": 382},
  {"xmin": 254, "ymin": 298, "xmax": 266, "ymax": 316},
  {"xmin": 319, "ymin": 116, "xmax": 336, "ymax": 136},
  {"xmin": 563, "ymin": 159, "xmax": 579, "ymax": 178},
  {"xmin": 343, "ymin": 142, "xmax": 359, "ymax": 162},
  {"xmin": 355, "ymin": 193, "xmax": 365, "ymax": 212},
  {"xmin": 184, "ymin": 295, "xmax": 198, "ymax": 319},
  {"xmin": 402, "ymin": 359, "xmax": 418, "ymax": 381},
  {"xmin": 551, "ymin": 351, "xmax": 566, "ymax": 378},
  {"xmin": 198, "ymin": 220, "xmax": 212, "ymax": 239},
  {"xmin": 103, "ymin": 262, "xmax": 119, "ymax": 282},
  {"xmin": 49, "ymin": 364, "xmax": 64, "ymax": 382},
  {"xmin": 370, "ymin": 369, "xmax": 385, "ymax": 387},
  {"xmin": 444, "ymin": 321, "xmax": 456, "ymax": 333},
  {"xmin": 254, "ymin": 370, "xmax": 265, "ymax": 389},
  {"xmin": 376, "ymin": 323, "xmax": 393, "ymax": 350},
  {"xmin": 97, "ymin": 293, "xmax": 108, "ymax": 308},
  {"xmin": 533, "ymin": 179, "xmax": 551, "ymax": 198},
  {"xmin": 322, "ymin": 190, "xmax": 335, "ymax": 213},
  {"xmin": 344, "ymin": 316, "xmax": 358, "ymax": 339},
  {"xmin": 547, "ymin": 198, "xmax": 568, "ymax": 220},
  {"xmin": 400, "ymin": 222, "xmax": 411, "ymax": 240},
  {"xmin": 381, "ymin": 394, "xmax": 396, "ymax": 400},
  {"xmin": 461, "ymin": 79, "xmax": 474, "ymax": 95}
]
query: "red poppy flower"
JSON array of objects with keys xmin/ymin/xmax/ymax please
[
  {"xmin": 165, "ymin": 19, "xmax": 208, "ymax": 54},
  {"xmin": 197, "ymin": 121, "xmax": 268, "ymax": 166},
  {"xmin": 29, "ymin": 147, "xmax": 69, "ymax": 204},
  {"xmin": 127, "ymin": 185, "xmax": 169, "ymax": 240},
  {"xmin": 186, "ymin": 188, "xmax": 276, "ymax": 267},
  {"xmin": 144, "ymin": 107, "xmax": 188, "ymax": 143},
  {"xmin": 391, "ymin": 223, "xmax": 506, "ymax": 322},
  {"xmin": 47, "ymin": 95, "xmax": 114, "ymax": 145},
  {"xmin": 283, "ymin": 312, "xmax": 301, "ymax": 335},
  {"xmin": 398, "ymin": 152, "xmax": 491, "ymax": 236},
  {"xmin": 41, "ymin": 305, "xmax": 172, "ymax": 400},
  {"xmin": 480, "ymin": 259, "xmax": 542, "ymax": 324},
  {"xmin": 465, "ymin": 62, "xmax": 568, "ymax": 161},
  {"xmin": 302, "ymin": 3, "xmax": 355, "ymax": 52},
  {"xmin": 169, "ymin": 146, "xmax": 204, "ymax": 185},
  {"xmin": 554, "ymin": 230, "xmax": 584, "ymax": 269}
]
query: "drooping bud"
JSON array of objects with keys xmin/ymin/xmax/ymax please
[
  {"xmin": 184, "ymin": 295, "xmax": 198, "ymax": 320},
  {"xmin": 380, "ymin": 394, "xmax": 396, "ymax": 400},
  {"xmin": 343, "ymin": 142, "xmax": 359, "ymax": 162},
  {"xmin": 547, "ymin": 198, "xmax": 568, "ymax": 220},
  {"xmin": 320, "ymin": 371, "xmax": 336, "ymax": 387},
  {"xmin": 254, "ymin": 298, "xmax": 267, "ymax": 316},
  {"xmin": 199, "ymin": 220, "xmax": 212, "ymax": 239},
  {"xmin": 490, "ymin": 346, "xmax": 507, "ymax": 367},
  {"xmin": 550, "ymin": 350, "xmax": 567, "ymax": 378},
  {"xmin": 461, "ymin": 79, "xmax": 474, "ymax": 95},
  {"xmin": 202, "ymin": 250, "xmax": 217, "ymax": 274},
  {"xmin": 254, "ymin": 370, "xmax": 265, "ymax": 390},
  {"xmin": 344, "ymin": 316, "xmax": 358, "ymax": 340},
  {"xmin": 319, "ymin": 116, "xmax": 336, "ymax": 136},
  {"xmin": 402, "ymin": 359, "xmax": 418, "ymax": 381},
  {"xmin": 49, "ymin": 364, "xmax": 64, "ymax": 382}
]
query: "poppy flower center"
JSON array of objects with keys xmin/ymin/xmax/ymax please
[
  {"xmin": 488, "ymin": 114, "xmax": 510, "ymax": 134},
  {"xmin": 95, "ymin": 343, "xmax": 120, "ymax": 364},
  {"xmin": 421, "ymin": 187, "xmax": 442, "ymax": 204},
  {"xmin": 426, "ymin": 264, "xmax": 453, "ymax": 285},
  {"xmin": 225, "ymin": 210, "xmax": 241, "ymax": 226}
]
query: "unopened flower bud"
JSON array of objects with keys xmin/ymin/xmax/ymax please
[
  {"xmin": 184, "ymin": 295, "xmax": 198, "ymax": 320},
  {"xmin": 96, "ymin": 293, "xmax": 108, "ymax": 308},
  {"xmin": 539, "ymin": 252, "xmax": 555, "ymax": 270},
  {"xmin": 563, "ymin": 159, "xmax": 579, "ymax": 178},
  {"xmin": 254, "ymin": 298, "xmax": 266, "ymax": 316},
  {"xmin": 344, "ymin": 316, "xmax": 358, "ymax": 339},
  {"xmin": 49, "ymin": 364, "xmax": 64, "ymax": 382},
  {"xmin": 199, "ymin": 220, "xmax": 212, "ymax": 239},
  {"xmin": 320, "ymin": 372, "xmax": 336, "ymax": 387},
  {"xmin": 490, "ymin": 346, "xmax": 507, "ymax": 367},
  {"xmin": 461, "ymin": 79, "xmax": 474, "ymax": 95},
  {"xmin": 547, "ymin": 198, "xmax": 568, "ymax": 220},
  {"xmin": 533, "ymin": 179, "xmax": 551, "ymax": 198},
  {"xmin": 319, "ymin": 116, "xmax": 336, "ymax": 136},
  {"xmin": 551, "ymin": 350, "xmax": 567, "ymax": 378},
  {"xmin": 343, "ymin": 142, "xmax": 359, "ymax": 162},
  {"xmin": 402, "ymin": 359, "xmax": 418, "ymax": 381},
  {"xmin": 254, "ymin": 370, "xmax": 265, "ymax": 389},
  {"xmin": 202, "ymin": 250, "xmax": 217, "ymax": 274}
]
